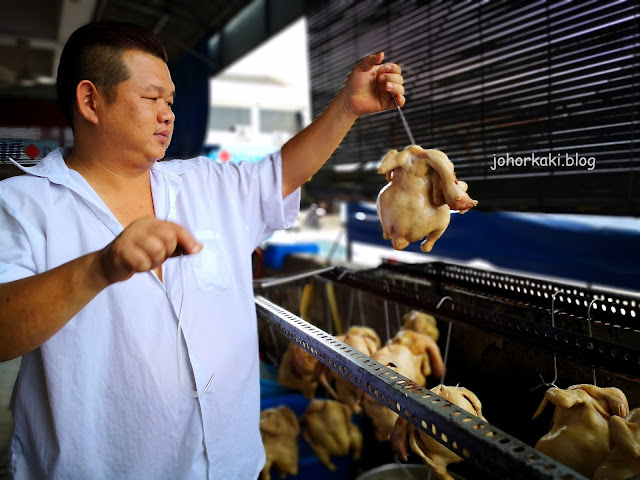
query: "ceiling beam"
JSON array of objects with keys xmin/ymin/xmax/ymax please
[{"xmin": 0, "ymin": 35, "xmax": 61, "ymax": 51}]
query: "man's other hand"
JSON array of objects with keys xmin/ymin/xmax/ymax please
[{"xmin": 98, "ymin": 218, "xmax": 202, "ymax": 284}]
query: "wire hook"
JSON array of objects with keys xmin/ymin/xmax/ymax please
[
  {"xmin": 550, "ymin": 290, "xmax": 559, "ymax": 328},
  {"xmin": 436, "ymin": 295, "xmax": 453, "ymax": 311},
  {"xmin": 436, "ymin": 296, "xmax": 453, "ymax": 385},
  {"xmin": 531, "ymin": 291, "xmax": 561, "ymax": 391},
  {"xmin": 383, "ymin": 299, "xmax": 391, "ymax": 342},
  {"xmin": 393, "ymin": 95, "xmax": 416, "ymax": 145},
  {"xmin": 358, "ymin": 290, "xmax": 366, "ymax": 326},
  {"xmin": 392, "ymin": 278, "xmax": 403, "ymax": 331},
  {"xmin": 346, "ymin": 289, "xmax": 356, "ymax": 330},
  {"xmin": 587, "ymin": 299, "xmax": 598, "ymax": 386}
]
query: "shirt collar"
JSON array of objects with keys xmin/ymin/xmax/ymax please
[
  {"xmin": 11, "ymin": 147, "xmax": 74, "ymax": 183},
  {"xmin": 11, "ymin": 148, "xmax": 196, "ymax": 234},
  {"xmin": 10, "ymin": 148, "xmax": 108, "ymax": 206}
]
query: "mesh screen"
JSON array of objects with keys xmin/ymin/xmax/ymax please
[{"xmin": 306, "ymin": 0, "xmax": 639, "ymax": 215}]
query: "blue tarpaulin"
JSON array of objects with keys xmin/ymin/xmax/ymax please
[{"xmin": 347, "ymin": 202, "xmax": 639, "ymax": 291}]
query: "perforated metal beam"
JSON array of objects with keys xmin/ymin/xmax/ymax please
[{"xmin": 379, "ymin": 261, "xmax": 640, "ymax": 329}]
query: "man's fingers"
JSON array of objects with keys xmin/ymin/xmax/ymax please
[
  {"xmin": 378, "ymin": 63, "xmax": 405, "ymax": 107},
  {"xmin": 121, "ymin": 246, "xmax": 154, "ymax": 273},
  {"xmin": 385, "ymin": 83, "xmax": 405, "ymax": 96},
  {"xmin": 136, "ymin": 235, "xmax": 170, "ymax": 264},
  {"xmin": 99, "ymin": 218, "xmax": 204, "ymax": 284},
  {"xmin": 382, "ymin": 63, "xmax": 402, "ymax": 75},
  {"xmin": 358, "ymin": 51, "xmax": 384, "ymax": 71},
  {"xmin": 171, "ymin": 223, "xmax": 203, "ymax": 255},
  {"xmin": 379, "ymin": 73, "xmax": 403, "ymax": 86}
]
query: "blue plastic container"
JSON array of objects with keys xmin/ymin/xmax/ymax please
[{"xmin": 262, "ymin": 243, "xmax": 320, "ymax": 269}]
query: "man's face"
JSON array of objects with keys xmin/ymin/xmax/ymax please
[{"xmin": 98, "ymin": 49, "xmax": 176, "ymax": 169}]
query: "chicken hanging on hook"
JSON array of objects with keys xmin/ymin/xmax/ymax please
[
  {"xmin": 391, "ymin": 384, "xmax": 487, "ymax": 480},
  {"xmin": 377, "ymin": 146, "xmax": 478, "ymax": 251},
  {"xmin": 532, "ymin": 384, "xmax": 629, "ymax": 478}
]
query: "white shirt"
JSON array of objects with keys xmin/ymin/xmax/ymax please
[{"xmin": 0, "ymin": 148, "xmax": 300, "ymax": 479}]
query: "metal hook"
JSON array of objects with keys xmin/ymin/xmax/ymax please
[
  {"xmin": 268, "ymin": 323, "xmax": 281, "ymax": 366},
  {"xmin": 587, "ymin": 299, "xmax": 597, "ymax": 337},
  {"xmin": 383, "ymin": 299, "xmax": 391, "ymax": 342},
  {"xmin": 550, "ymin": 290, "xmax": 559, "ymax": 328},
  {"xmin": 357, "ymin": 290, "xmax": 366, "ymax": 326},
  {"xmin": 436, "ymin": 296, "xmax": 453, "ymax": 385},
  {"xmin": 381, "ymin": 280, "xmax": 394, "ymax": 342},
  {"xmin": 587, "ymin": 299, "xmax": 597, "ymax": 386},
  {"xmin": 393, "ymin": 95, "xmax": 416, "ymax": 145},
  {"xmin": 436, "ymin": 296, "xmax": 453, "ymax": 310},
  {"xmin": 392, "ymin": 278, "xmax": 402, "ymax": 331},
  {"xmin": 346, "ymin": 289, "xmax": 356, "ymax": 330},
  {"xmin": 531, "ymin": 291, "xmax": 561, "ymax": 391}
]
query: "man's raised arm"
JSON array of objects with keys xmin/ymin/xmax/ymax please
[{"xmin": 280, "ymin": 52, "xmax": 405, "ymax": 198}]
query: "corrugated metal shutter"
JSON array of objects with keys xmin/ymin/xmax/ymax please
[{"xmin": 307, "ymin": 0, "xmax": 639, "ymax": 215}]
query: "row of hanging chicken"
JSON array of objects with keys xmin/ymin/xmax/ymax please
[{"xmin": 260, "ymin": 310, "xmax": 640, "ymax": 480}]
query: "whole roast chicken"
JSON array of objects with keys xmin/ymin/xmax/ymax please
[
  {"xmin": 532, "ymin": 384, "xmax": 629, "ymax": 478},
  {"xmin": 377, "ymin": 146, "xmax": 478, "ymax": 251},
  {"xmin": 362, "ymin": 344, "xmax": 425, "ymax": 441},
  {"xmin": 343, "ymin": 325, "xmax": 382, "ymax": 350},
  {"xmin": 259, "ymin": 406, "xmax": 300, "ymax": 480},
  {"xmin": 402, "ymin": 310, "xmax": 440, "ymax": 341},
  {"xmin": 391, "ymin": 384, "xmax": 487, "ymax": 480},
  {"xmin": 390, "ymin": 329, "xmax": 445, "ymax": 383},
  {"xmin": 301, "ymin": 399, "xmax": 363, "ymax": 472},
  {"xmin": 315, "ymin": 330, "xmax": 380, "ymax": 412},
  {"xmin": 278, "ymin": 343, "xmax": 319, "ymax": 398},
  {"xmin": 593, "ymin": 407, "xmax": 640, "ymax": 480}
]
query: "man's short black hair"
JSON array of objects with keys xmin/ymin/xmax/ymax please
[{"xmin": 56, "ymin": 21, "xmax": 168, "ymax": 127}]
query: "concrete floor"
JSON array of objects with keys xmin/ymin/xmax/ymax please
[{"xmin": 0, "ymin": 358, "xmax": 19, "ymax": 480}]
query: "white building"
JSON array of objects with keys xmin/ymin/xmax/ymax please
[{"xmin": 205, "ymin": 18, "xmax": 310, "ymax": 163}]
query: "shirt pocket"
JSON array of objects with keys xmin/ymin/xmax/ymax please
[{"xmin": 188, "ymin": 229, "xmax": 231, "ymax": 294}]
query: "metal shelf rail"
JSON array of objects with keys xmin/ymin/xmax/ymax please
[
  {"xmin": 318, "ymin": 267, "xmax": 640, "ymax": 378},
  {"xmin": 255, "ymin": 295, "xmax": 587, "ymax": 480},
  {"xmin": 378, "ymin": 261, "xmax": 639, "ymax": 330}
]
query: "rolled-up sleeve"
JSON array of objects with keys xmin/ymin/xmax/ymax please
[{"xmin": 256, "ymin": 150, "xmax": 301, "ymax": 232}]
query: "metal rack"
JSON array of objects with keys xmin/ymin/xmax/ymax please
[
  {"xmin": 319, "ymin": 265, "xmax": 640, "ymax": 377},
  {"xmin": 256, "ymin": 295, "xmax": 587, "ymax": 480},
  {"xmin": 378, "ymin": 261, "xmax": 639, "ymax": 331},
  {"xmin": 255, "ymin": 261, "xmax": 639, "ymax": 479}
]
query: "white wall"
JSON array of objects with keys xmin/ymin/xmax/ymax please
[{"xmin": 205, "ymin": 18, "xmax": 310, "ymax": 151}]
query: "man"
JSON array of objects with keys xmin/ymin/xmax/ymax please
[{"xmin": 0, "ymin": 21, "xmax": 405, "ymax": 478}]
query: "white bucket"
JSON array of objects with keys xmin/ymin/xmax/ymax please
[{"xmin": 355, "ymin": 463, "xmax": 467, "ymax": 480}]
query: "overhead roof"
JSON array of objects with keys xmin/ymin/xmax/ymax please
[{"xmin": 0, "ymin": 0, "xmax": 306, "ymax": 102}]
